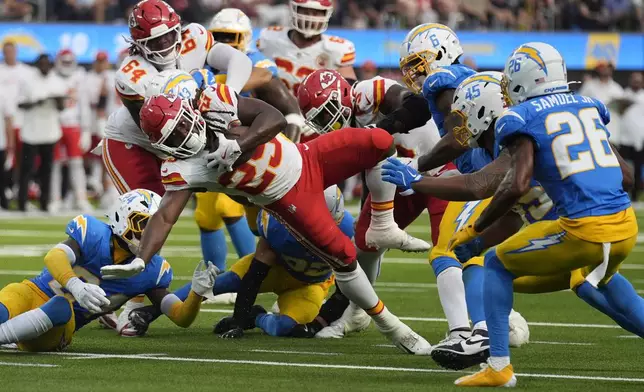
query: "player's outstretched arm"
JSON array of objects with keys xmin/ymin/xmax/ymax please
[
  {"xmin": 375, "ymin": 92, "xmax": 431, "ymax": 135},
  {"xmin": 137, "ymin": 190, "xmax": 193, "ymax": 263},
  {"xmin": 473, "ymin": 136, "xmax": 534, "ymax": 234},
  {"xmin": 206, "ymin": 43, "xmax": 252, "ymax": 93},
  {"xmin": 146, "ymin": 261, "xmax": 218, "ymax": 328},
  {"xmin": 242, "ymin": 67, "xmax": 273, "ymax": 92},
  {"xmin": 236, "ymin": 96, "xmax": 287, "ymax": 152},
  {"xmin": 253, "ymin": 78, "xmax": 305, "ymax": 142}
]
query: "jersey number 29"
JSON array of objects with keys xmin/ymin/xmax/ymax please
[{"xmin": 546, "ymin": 108, "xmax": 618, "ymax": 179}]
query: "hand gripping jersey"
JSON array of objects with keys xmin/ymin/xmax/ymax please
[
  {"xmin": 257, "ymin": 209, "xmax": 354, "ymax": 283},
  {"xmin": 256, "ymin": 26, "xmax": 355, "ymax": 94},
  {"xmin": 161, "ymin": 84, "xmax": 303, "ymax": 205},
  {"xmin": 30, "ymin": 215, "xmax": 172, "ymax": 330},
  {"xmin": 106, "ymin": 23, "xmax": 215, "ymax": 154},
  {"xmin": 209, "ymin": 49, "xmax": 278, "ymax": 98},
  {"xmin": 495, "ymin": 93, "xmax": 632, "ymax": 222},
  {"xmin": 59, "ymin": 68, "xmax": 91, "ymax": 132},
  {"xmin": 353, "ymin": 76, "xmax": 441, "ymax": 159},
  {"xmin": 422, "ymin": 64, "xmax": 491, "ymax": 174}
]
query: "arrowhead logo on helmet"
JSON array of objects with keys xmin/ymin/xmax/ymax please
[{"xmin": 319, "ymin": 70, "xmax": 337, "ymax": 89}]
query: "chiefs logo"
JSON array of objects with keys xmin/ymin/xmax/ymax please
[{"xmin": 319, "ymin": 71, "xmax": 337, "ymax": 89}]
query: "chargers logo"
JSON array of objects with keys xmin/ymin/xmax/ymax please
[
  {"xmin": 508, "ymin": 231, "xmax": 566, "ymax": 254},
  {"xmin": 515, "ymin": 45, "xmax": 548, "ymax": 75},
  {"xmin": 461, "ymin": 73, "xmax": 501, "ymax": 89},
  {"xmin": 156, "ymin": 259, "xmax": 172, "ymax": 285},
  {"xmin": 1, "ymin": 33, "xmax": 43, "ymax": 52}
]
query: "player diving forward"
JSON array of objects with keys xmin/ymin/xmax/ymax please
[
  {"xmin": 0, "ymin": 189, "xmax": 217, "ymax": 351},
  {"xmin": 388, "ymin": 43, "xmax": 643, "ymax": 387},
  {"xmin": 107, "ymin": 77, "xmax": 432, "ymax": 353},
  {"xmin": 383, "ymin": 69, "xmax": 644, "ymax": 370}
]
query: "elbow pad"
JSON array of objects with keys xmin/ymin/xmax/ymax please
[{"xmin": 376, "ymin": 94, "xmax": 431, "ymax": 134}]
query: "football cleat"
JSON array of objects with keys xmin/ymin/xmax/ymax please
[
  {"xmin": 365, "ymin": 226, "xmax": 431, "ymax": 252},
  {"xmin": 203, "ymin": 293, "xmax": 237, "ymax": 305},
  {"xmin": 431, "ymin": 328, "xmax": 490, "ymax": 370},
  {"xmin": 454, "ymin": 362, "xmax": 517, "ymax": 387},
  {"xmin": 378, "ymin": 320, "xmax": 432, "ymax": 355},
  {"xmin": 97, "ymin": 312, "xmax": 118, "ymax": 330},
  {"xmin": 316, "ymin": 305, "xmax": 371, "ymax": 338}
]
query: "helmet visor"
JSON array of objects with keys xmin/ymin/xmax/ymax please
[{"xmin": 305, "ymin": 92, "xmax": 352, "ymax": 134}]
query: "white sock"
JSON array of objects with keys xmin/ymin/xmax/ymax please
[
  {"xmin": 0, "ymin": 308, "xmax": 53, "ymax": 344},
  {"xmin": 357, "ymin": 249, "xmax": 385, "ymax": 284},
  {"xmin": 489, "ymin": 356, "xmax": 511, "ymax": 372},
  {"xmin": 365, "ymin": 156, "xmax": 397, "ymax": 229},
  {"xmin": 473, "ymin": 321, "xmax": 488, "ymax": 331},
  {"xmin": 69, "ymin": 158, "xmax": 88, "ymax": 204},
  {"xmin": 334, "ymin": 263, "xmax": 379, "ymax": 311},
  {"xmin": 437, "ymin": 267, "xmax": 470, "ymax": 331},
  {"xmin": 50, "ymin": 161, "xmax": 62, "ymax": 203},
  {"xmin": 370, "ymin": 306, "xmax": 400, "ymax": 331}
]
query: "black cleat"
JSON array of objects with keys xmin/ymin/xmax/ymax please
[{"xmin": 430, "ymin": 328, "xmax": 490, "ymax": 370}]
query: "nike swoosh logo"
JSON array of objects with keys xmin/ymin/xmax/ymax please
[
  {"xmin": 497, "ymin": 123, "xmax": 506, "ymax": 134},
  {"xmin": 161, "ymin": 168, "xmax": 168, "ymax": 174},
  {"xmin": 464, "ymin": 338, "xmax": 489, "ymax": 347},
  {"xmin": 304, "ymin": 144, "xmax": 309, "ymax": 151},
  {"xmin": 428, "ymin": 79, "xmax": 438, "ymax": 88}
]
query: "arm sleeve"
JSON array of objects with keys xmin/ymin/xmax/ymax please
[
  {"xmin": 44, "ymin": 245, "xmax": 77, "ymax": 287},
  {"xmin": 160, "ymin": 291, "xmax": 202, "ymax": 328},
  {"xmin": 206, "ymin": 43, "xmax": 253, "ymax": 93}
]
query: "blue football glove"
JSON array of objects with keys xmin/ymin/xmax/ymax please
[
  {"xmin": 453, "ymin": 236, "xmax": 485, "ymax": 264},
  {"xmin": 382, "ymin": 157, "xmax": 422, "ymax": 196}
]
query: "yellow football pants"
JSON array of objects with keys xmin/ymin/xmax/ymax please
[
  {"xmin": 194, "ymin": 192, "xmax": 246, "ymax": 231},
  {"xmin": 0, "ymin": 281, "xmax": 75, "ymax": 352},
  {"xmin": 230, "ymin": 254, "xmax": 334, "ymax": 324}
]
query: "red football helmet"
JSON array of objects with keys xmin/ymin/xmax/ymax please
[
  {"xmin": 55, "ymin": 49, "xmax": 77, "ymax": 77},
  {"xmin": 128, "ymin": 0, "xmax": 182, "ymax": 66},
  {"xmin": 297, "ymin": 69, "xmax": 353, "ymax": 134},
  {"xmin": 139, "ymin": 94, "xmax": 206, "ymax": 158},
  {"xmin": 290, "ymin": 0, "xmax": 333, "ymax": 37}
]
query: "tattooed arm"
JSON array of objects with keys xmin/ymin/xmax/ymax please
[
  {"xmin": 473, "ymin": 136, "xmax": 534, "ymax": 233},
  {"xmin": 409, "ymin": 150, "xmax": 511, "ymax": 201}
]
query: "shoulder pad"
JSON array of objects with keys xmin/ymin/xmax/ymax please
[
  {"xmin": 182, "ymin": 23, "xmax": 215, "ymax": 52},
  {"xmin": 65, "ymin": 214, "xmax": 103, "ymax": 249},
  {"xmin": 353, "ymin": 77, "xmax": 397, "ymax": 113},
  {"xmin": 160, "ymin": 159, "xmax": 191, "ymax": 191},
  {"xmin": 198, "ymin": 84, "xmax": 240, "ymax": 129},
  {"xmin": 115, "ymin": 55, "xmax": 157, "ymax": 100},
  {"xmin": 591, "ymin": 96, "xmax": 611, "ymax": 125},
  {"xmin": 495, "ymin": 106, "xmax": 534, "ymax": 148},
  {"xmin": 257, "ymin": 26, "xmax": 286, "ymax": 52},
  {"xmin": 322, "ymin": 35, "xmax": 356, "ymax": 66},
  {"xmin": 423, "ymin": 67, "xmax": 461, "ymax": 96}
]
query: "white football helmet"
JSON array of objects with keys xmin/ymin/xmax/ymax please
[
  {"xmin": 400, "ymin": 23, "xmax": 463, "ymax": 93},
  {"xmin": 324, "ymin": 185, "xmax": 345, "ymax": 224},
  {"xmin": 451, "ymin": 71, "xmax": 505, "ymax": 148},
  {"xmin": 502, "ymin": 42, "xmax": 568, "ymax": 105},
  {"xmin": 208, "ymin": 8, "xmax": 253, "ymax": 53},
  {"xmin": 290, "ymin": 0, "xmax": 333, "ymax": 37},
  {"xmin": 145, "ymin": 69, "xmax": 199, "ymax": 100},
  {"xmin": 106, "ymin": 189, "xmax": 162, "ymax": 253}
]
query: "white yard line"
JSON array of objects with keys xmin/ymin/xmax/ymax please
[
  {"xmin": 530, "ymin": 341, "xmax": 595, "ymax": 346},
  {"xmin": 248, "ymin": 349, "xmax": 340, "ymax": 356},
  {"xmin": 0, "ymin": 361, "xmax": 58, "ymax": 368},
  {"xmin": 6, "ymin": 351, "xmax": 644, "ymax": 383}
]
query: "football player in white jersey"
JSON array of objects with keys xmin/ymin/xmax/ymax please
[
  {"xmin": 102, "ymin": 70, "xmax": 433, "ymax": 354},
  {"xmin": 51, "ymin": 49, "xmax": 93, "ymax": 213},
  {"xmin": 295, "ymin": 69, "xmax": 454, "ymax": 337},
  {"xmin": 102, "ymin": 0, "xmax": 254, "ymax": 198},
  {"xmin": 256, "ymin": 0, "xmax": 357, "ymax": 96}
]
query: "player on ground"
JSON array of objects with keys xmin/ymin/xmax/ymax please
[
  {"xmin": 396, "ymin": 23, "xmax": 491, "ymax": 355},
  {"xmin": 51, "ymin": 49, "xmax": 93, "ymax": 213},
  {"xmin": 441, "ymin": 42, "xmax": 640, "ymax": 387},
  {"xmin": 294, "ymin": 69, "xmax": 448, "ymax": 337},
  {"xmin": 0, "ymin": 189, "xmax": 218, "ymax": 351},
  {"xmin": 257, "ymin": 0, "xmax": 357, "ymax": 96},
  {"xmin": 384, "ymin": 70, "xmax": 644, "ymax": 369},
  {"xmin": 108, "ymin": 83, "xmax": 432, "ymax": 353}
]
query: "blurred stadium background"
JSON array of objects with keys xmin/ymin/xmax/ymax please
[{"xmin": 0, "ymin": 0, "xmax": 642, "ymax": 213}]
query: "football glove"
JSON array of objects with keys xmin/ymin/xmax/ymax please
[
  {"xmin": 206, "ymin": 132, "xmax": 242, "ymax": 171},
  {"xmin": 191, "ymin": 260, "xmax": 219, "ymax": 297},
  {"xmin": 65, "ymin": 277, "xmax": 110, "ymax": 314},
  {"xmin": 101, "ymin": 257, "xmax": 145, "ymax": 280},
  {"xmin": 448, "ymin": 224, "xmax": 481, "ymax": 252},
  {"xmin": 381, "ymin": 157, "xmax": 422, "ymax": 196},
  {"xmin": 453, "ymin": 236, "xmax": 485, "ymax": 264}
]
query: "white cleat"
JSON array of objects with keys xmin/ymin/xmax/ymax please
[
  {"xmin": 365, "ymin": 226, "xmax": 431, "ymax": 252},
  {"xmin": 117, "ymin": 299, "xmax": 147, "ymax": 337},
  {"xmin": 316, "ymin": 304, "xmax": 372, "ymax": 338},
  {"xmin": 97, "ymin": 312, "xmax": 118, "ymax": 330},
  {"xmin": 378, "ymin": 321, "xmax": 432, "ymax": 355},
  {"xmin": 203, "ymin": 293, "xmax": 237, "ymax": 305}
]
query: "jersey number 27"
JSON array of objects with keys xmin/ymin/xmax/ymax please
[{"xmin": 546, "ymin": 108, "xmax": 618, "ymax": 179}]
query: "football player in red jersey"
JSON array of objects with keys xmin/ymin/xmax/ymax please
[{"xmin": 102, "ymin": 83, "xmax": 433, "ymax": 354}]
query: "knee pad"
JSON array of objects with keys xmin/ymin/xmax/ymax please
[{"xmin": 431, "ymin": 256, "xmax": 462, "ymax": 277}]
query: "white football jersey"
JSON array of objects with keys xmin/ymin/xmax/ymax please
[
  {"xmin": 256, "ymin": 26, "xmax": 355, "ymax": 94},
  {"xmin": 58, "ymin": 68, "xmax": 91, "ymax": 132},
  {"xmin": 106, "ymin": 23, "xmax": 215, "ymax": 155},
  {"xmin": 352, "ymin": 77, "xmax": 441, "ymax": 159}
]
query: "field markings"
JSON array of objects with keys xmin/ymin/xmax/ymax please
[
  {"xmin": 249, "ymin": 349, "xmax": 340, "ymax": 356},
  {"xmin": 530, "ymin": 341, "xmax": 595, "ymax": 346},
  {"xmin": 5, "ymin": 350, "xmax": 644, "ymax": 383},
  {"xmin": 0, "ymin": 361, "xmax": 58, "ymax": 368}
]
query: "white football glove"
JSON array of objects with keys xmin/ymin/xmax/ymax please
[
  {"xmin": 206, "ymin": 132, "xmax": 242, "ymax": 171},
  {"xmin": 101, "ymin": 257, "xmax": 146, "ymax": 280},
  {"xmin": 191, "ymin": 260, "xmax": 220, "ymax": 297},
  {"xmin": 79, "ymin": 132, "xmax": 92, "ymax": 153},
  {"xmin": 65, "ymin": 277, "xmax": 110, "ymax": 314},
  {"xmin": 285, "ymin": 113, "xmax": 316, "ymax": 137}
]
